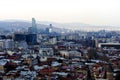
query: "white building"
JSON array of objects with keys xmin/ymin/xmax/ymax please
[
  {"xmin": 59, "ymin": 50, "xmax": 82, "ymax": 58},
  {"xmin": 39, "ymin": 48, "xmax": 54, "ymax": 56},
  {"xmin": 0, "ymin": 39, "xmax": 14, "ymax": 49},
  {"xmin": 49, "ymin": 37, "xmax": 57, "ymax": 44}
]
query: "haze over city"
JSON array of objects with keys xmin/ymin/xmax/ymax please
[
  {"xmin": 0, "ymin": 0, "xmax": 120, "ymax": 26},
  {"xmin": 0, "ymin": 0, "xmax": 120, "ymax": 79}
]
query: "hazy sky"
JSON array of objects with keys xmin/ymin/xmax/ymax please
[{"xmin": 0, "ymin": 0, "xmax": 120, "ymax": 26}]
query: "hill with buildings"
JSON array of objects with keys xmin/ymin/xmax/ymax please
[{"xmin": 0, "ymin": 20, "xmax": 119, "ymax": 32}]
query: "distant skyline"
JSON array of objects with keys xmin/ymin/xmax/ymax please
[{"xmin": 0, "ymin": 0, "xmax": 120, "ymax": 26}]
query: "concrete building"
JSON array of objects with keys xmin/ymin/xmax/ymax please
[
  {"xmin": 39, "ymin": 48, "xmax": 54, "ymax": 56},
  {"xmin": 0, "ymin": 39, "xmax": 14, "ymax": 49},
  {"xmin": 98, "ymin": 43, "xmax": 120, "ymax": 49},
  {"xmin": 49, "ymin": 37, "xmax": 57, "ymax": 44},
  {"xmin": 59, "ymin": 50, "xmax": 82, "ymax": 58},
  {"xmin": 28, "ymin": 18, "xmax": 37, "ymax": 34}
]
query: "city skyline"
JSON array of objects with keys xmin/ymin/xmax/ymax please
[
  {"xmin": 0, "ymin": 0, "xmax": 120, "ymax": 26},
  {"xmin": 0, "ymin": 1, "xmax": 120, "ymax": 79}
]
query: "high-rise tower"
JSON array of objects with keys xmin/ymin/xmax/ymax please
[
  {"xmin": 28, "ymin": 18, "xmax": 37, "ymax": 34},
  {"xmin": 32, "ymin": 18, "xmax": 37, "ymax": 28}
]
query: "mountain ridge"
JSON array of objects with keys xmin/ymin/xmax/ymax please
[{"xmin": 0, "ymin": 20, "xmax": 119, "ymax": 31}]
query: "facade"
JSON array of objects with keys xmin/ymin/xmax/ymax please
[
  {"xmin": 45, "ymin": 24, "xmax": 53, "ymax": 33},
  {"xmin": 98, "ymin": 43, "xmax": 120, "ymax": 49},
  {"xmin": 59, "ymin": 50, "xmax": 82, "ymax": 58},
  {"xmin": 0, "ymin": 39, "xmax": 14, "ymax": 49},
  {"xmin": 39, "ymin": 48, "xmax": 54, "ymax": 56},
  {"xmin": 28, "ymin": 18, "xmax": 37, "ymax": 34},
  {"xmin": 0, "ymin": 40, "xmax": 4, "ymax": 49},
  {"xmin": 14, "ymin": 34, "xmax": 26, "ymax": 41},
  {"xmin": 26, "ymin": 34, "xmax": 37, "ymax": 45},
  {"xmin": 49, "ymin": 37, "xmax": 57, "ymax": 44}
]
